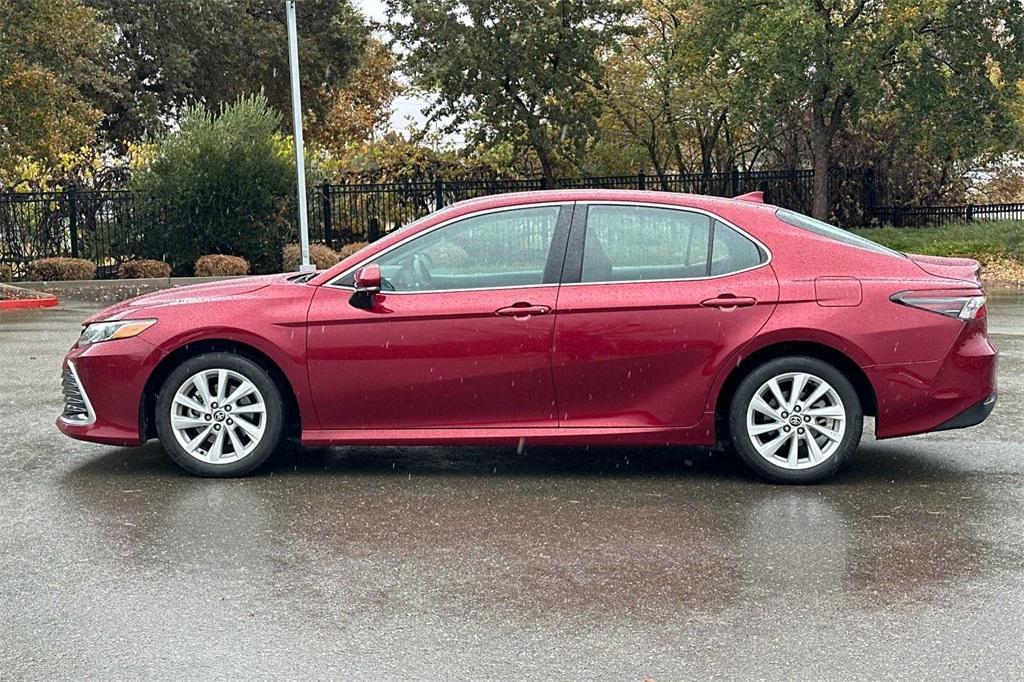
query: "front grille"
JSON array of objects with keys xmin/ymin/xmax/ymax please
[{"xmin": 61, "ymin": 365, "xmax": 91, "ymax": 422}]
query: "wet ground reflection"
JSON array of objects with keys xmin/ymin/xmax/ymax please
[{"xmin": 59, "ymin": 440, "xmax": 998, "ymax": 620}]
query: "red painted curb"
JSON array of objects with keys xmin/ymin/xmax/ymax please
[{"xmin": 0, "ymin": 295, "xmax": 59, "ymax": 310}]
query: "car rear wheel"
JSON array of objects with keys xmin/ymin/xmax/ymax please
[
  {"xmin": 155, "ymin": 353, "xmax": 284, "ymax": 477},
  {"xmin": 728, "ymin": 356, "xmax": 862, "ymax": 483}
]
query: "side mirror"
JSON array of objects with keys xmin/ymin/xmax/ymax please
[{"xmin": 350, "ymin": 264, "xmax": 381, "ymax": 309}]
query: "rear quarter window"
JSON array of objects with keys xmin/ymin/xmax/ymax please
[{"xmin": 711, "ymin": 221, "xmax": 766, "ymax": 276}]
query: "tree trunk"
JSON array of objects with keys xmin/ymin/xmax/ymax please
[
  {"xmin": 644, "ymin": 137, "xmax": 669, "ymax": 190},
  {"xmin": 700, "ymin": 138, "xmax": 714, "ymax": 189},
  {"xmin": 811, "ymin": 122, "xmax": 831, "ymax": 221},
  {"xmin": 534, "ymin": 140, "xmax": 557, "ymax": 188}
]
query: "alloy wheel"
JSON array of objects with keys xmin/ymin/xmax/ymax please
[
  {"xmin": 169, "ymin": 368, "xmax": 267, "ymax": 464},
  {"xmin": 745, "ymin": 371, "xmax": 847, "ymax": 470}
]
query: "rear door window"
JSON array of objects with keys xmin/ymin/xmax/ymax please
[
  {"xmin": 580, "ymin": 205, "xmax": 766, "ymax": 282},
  {"xmin": 581, "ymin": 205, "xmax": 712, "ymax": 282}
]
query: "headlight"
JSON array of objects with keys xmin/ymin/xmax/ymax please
[{"xmin": 78, "ymin": 319, "xmax": 157, "ymax": 347}]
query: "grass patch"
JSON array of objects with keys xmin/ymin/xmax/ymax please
[
  {"xmin": 852, "ymin": 220, "xmax": 1024, "ymax": 261},
  {"xmin": 851, "ymin": 220, "xmax": 1024, "ymax": 283}
]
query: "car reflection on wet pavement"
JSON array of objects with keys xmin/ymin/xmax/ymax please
[{"xmin": 1, "ymin": 291, "xmax": 1023, "ymax": 679}]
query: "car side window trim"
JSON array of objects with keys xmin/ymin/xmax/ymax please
[
  {"xmin": 560, "ymin": 202, "xmax": 588, "ymax": 284},
  {"xmin": 325, "ymin": 201, "xmax": 573, "ymax": 293},
  {"xmin": 561, "ymin": 200, "xmax": 772, "ymax": 287},
  {"xmin": 543, "ymin": 201, "xmax": 574, "ymax": 285},
  {"xmin": 705, "ymin": 217, "xmax": 716, "ymax": 277}
]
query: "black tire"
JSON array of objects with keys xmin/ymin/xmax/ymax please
[
  {"xmin": 155, "ymin": 352, "xmax": 284, "ymax": 477},
  {"xmin": 728, "ymin": 356, "xmax": 862, "ymax": 483}
]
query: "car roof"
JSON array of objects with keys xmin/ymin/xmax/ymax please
[{"xmin": 441, "ymin": 188, "xmax": 780, "ymax": 216}]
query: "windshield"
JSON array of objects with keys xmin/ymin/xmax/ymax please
[{"xmin": 775, "ymin": 209, "xmax": 904, "ymax": 257}]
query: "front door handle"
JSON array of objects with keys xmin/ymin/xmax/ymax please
[
  {"xmin": 701, "ymin": 295, "xmax": 757, "ymax": 309},
  {"xmin": 495, "ymin": 303, "xmax": 551, "ymax": 318}
]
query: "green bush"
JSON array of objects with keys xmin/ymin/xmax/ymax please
[
  {"xmin": 131, "ymin": 94, "xmax": 296, "ymax": 275},
  {"xmin": 0, "ymin": 264, "xmax": 11, "ymax": 282},
  {"xmin": 118, "ymin": 259, "xmax": 172, "ymax": 279},
  {"xmin": 26, "ymin": 257, "xmax": 96, "ymax": 281},
  {"xmin": 282, "ymin": 243, "xmax": 340, "ymax": 272},
  {"xmin": 195, "ymin": 254, "xmax": 250, "ymax": 277}
]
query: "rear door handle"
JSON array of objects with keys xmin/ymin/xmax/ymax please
[
  {"xmin": 495, "ymin": 303, "xmax": 551, "ymax": 318},
  {"xmin": 701, "ymin": 295, "xmax": 757, "ymax": 309}
]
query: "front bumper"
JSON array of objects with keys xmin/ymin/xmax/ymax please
[{"xmin": 56, "ymin": 335, "xmax": 166, "ymax": 446}]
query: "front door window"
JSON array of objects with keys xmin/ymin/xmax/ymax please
[{"xmin": 372, "ymin": 206, "xmax": 561, "ymax": 291}]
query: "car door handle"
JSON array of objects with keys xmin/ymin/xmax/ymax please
[
  {"xmin": 701, "ymin": 295, "xmax": 757, "ymax": 309},
  {"xmin": 495, "ymin": 303, "xmax": 551, "ymax": 318}
]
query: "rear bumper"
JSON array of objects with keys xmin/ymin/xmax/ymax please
[
  {"xmin": 869, "ymin": 319, "xmax": 997, "ymax": 439},
  {"xmin": 934, "ymin": 392, "xmax": 997, "ymax": 432}
]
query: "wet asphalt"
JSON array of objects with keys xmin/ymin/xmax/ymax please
[{"xmin": 1, "ymin": 292, "xmax": 1023, "ymax": 680}]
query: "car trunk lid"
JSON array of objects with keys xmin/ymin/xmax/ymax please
[{"xmin": 906, "ymin": 253, "xmax": 982, "ymax": 286}]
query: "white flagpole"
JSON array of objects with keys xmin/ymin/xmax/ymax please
[{"xmin": 286, "ymin": 0, "xmax": 313, "ymax": 272}]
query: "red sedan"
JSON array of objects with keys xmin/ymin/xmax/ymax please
[{"xmin": 57, "ymin": 190, "xmax": 997, "ymax": 482}]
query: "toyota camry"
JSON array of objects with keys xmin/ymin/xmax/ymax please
[{"xmin": 57, "ymin": 189, "xmax": 997, "ymax": 482}]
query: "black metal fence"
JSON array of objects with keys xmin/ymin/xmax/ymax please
[
  {"xmin": 317, "ymin": 168, "xmax": 874, "ymax": 245},
  {"xmin": 872, "ymin": 202, "xmax": 1024, "ymax": 227},
  {"xmin": 0, "ymin": 168, "xmax": 1018, "ymax": 280},
  {"xmin": 0, "ymin": 188, "xmax": 143, "ymax": 279}
]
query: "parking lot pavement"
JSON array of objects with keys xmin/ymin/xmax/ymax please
[{"xmin": 2, "ymin": 293, "xmax": 1023, "ymax": 680}]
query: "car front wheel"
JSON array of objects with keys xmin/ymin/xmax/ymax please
[
  {"xmin": 728, "ymin": 356, "xmax": 863, "ymax": 483},
  {"xmin": 155, "ymin": 352, "xmax": 284, "ymax": 477}
]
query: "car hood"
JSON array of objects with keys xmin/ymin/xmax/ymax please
[{"xmin": 83, "ymin": 274, "xmax": 296, "ymax": 324}]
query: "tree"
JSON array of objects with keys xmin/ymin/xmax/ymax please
[
  {"xmin": 130, "ymin": 94, "xmax": 297, "ymax": 274},
  {"xmin": 313, "ymin": 39, "xmax": 403, "ymax": 153},
  {"xmin": 387, "ymin": 0, "xmax": 635, "ymax": 183},
  {"xmin": 701, "ymin": 0, "xmax": 1024, "ymax": 218},
  {"xmin": 84, "ymin": 0, "xmax": 370, "ymax": 145},
  {"xmin": 591, "ymin": 0, "xmax": 754, "ymax": 185},
  {"xmin": 0, "ymin": 0, "xmax": 112, "ymax": 179}
]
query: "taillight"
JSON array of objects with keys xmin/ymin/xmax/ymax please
[{"xmin": 891, "ymin": 291, "xmax": 987, "ymax": 320}]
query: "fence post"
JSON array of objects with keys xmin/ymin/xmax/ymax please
[
  {"xmin": 731, "ymin": 167, "xmax": 740, "ymax": 196},
  {"xmin": 966, "ymin": 203, "xmax": 975, "ymax": 223},
  {"xmin": 67, "ymin": 184, "xmax": 79, "ymax": 258},
  {"xmin": 637, "ymin": 171, "xmax": 646, "ymax": 191},
  {"xmin": 434, "ymin": 177, "xmax": 445, "ymax": 210},
  {"xmin": 320, "ymin": 184, "xmax": 333, "ymax": 247},
  {"xmin": 865, "ymin": 168, "xmax": 879, "ymax": 223}
]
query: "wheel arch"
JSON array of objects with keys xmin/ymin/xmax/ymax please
[
  {"xmin": 712, "ymin": 340, "xmax": 878, "ymax": 441},
  {"xmin": 140, "ymin": 339, "xmax": 302, "ymax": 441}
]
